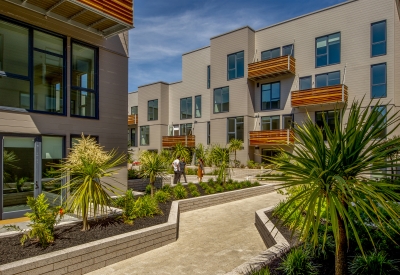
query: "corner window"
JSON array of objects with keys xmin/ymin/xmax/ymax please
[
  {"xmin": 315, "ymin": 71, "xmax": 340, "ymax": 88},
  {"xmin": 180, "ymin": 123, "xmax": 192, "ymax": 135},
  {"xmin": 282, "ymin": 44, "xmax": 294, "ymax": 57},
  {"xmin": 371, "ymin": 21, "xmax": 386, "ymax": 57},
  {"xmin": 227, "ymin": 51, "xmax": 244, "ymax": 80},
  {"xmin": 316, "ymin": 110, "xmax": 335, "ymax": 139},
  {"xmin": 261, "ymin": 82, "xmax": 280, "ymax": 110},
  {"xmin": 148, "ymin": 99, "xmax": 158, "ymax": 121},
  {"xmin": 283, "ymin": 114, "xmax": 294, "ymax": 129},
  {"xmin": 180, "ymin": 97, "xmax": 192, "ymax": 119},
  {"xmin": 207, "ymin": 121, "xmax": 210, "ymax": 145},
  {"xmin": 261, "ymin": 48, "xmax": 280, "ymax": 61},
  {"xmin": 261, "ymin": 116, "xmax": 280, "ymax": 130},
  {"xmin": 131, "ymin": 106, "xmax": 138, "ymax": 115},
  {"xmin": 195, "ymin": 95, "xmax": 201, "ymax": 118},
  {"xmin": 371, "ymin": 106, "xmax": 386, "ymax": 139},
  {"xmin": 316, "ymin": 33, "xmax": 341, "ymax": 67},
  {"xmin": 140, "ymin": 126, "xmax": 150, "ymax": 146},
  {"xmin": 227, "ymin": 117, "xmax": 244, "ymax": 142},
  {"xmin": 299, "ymin": 76, "xmax": 312, "ymax": 90},
  {"xmin": 207, "ymin": 65, "xmax": 211, "ymax": 89},
  {"xmin": 371, "ymin": 63, "xmax": 387, "ymax": 98},
  {"xmin": 214, "ymin": 87, "xmax": 229, "ymax": 113}
]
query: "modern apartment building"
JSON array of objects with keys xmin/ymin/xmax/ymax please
[
  {"xmin": 0, "ymin": 0, "xmax": 133, "ymax": 219},
  {"xmin": 128, "ymin": 0, "xmax": 399, "ymax": 165}
]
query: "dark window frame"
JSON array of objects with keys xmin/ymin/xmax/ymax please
[
  {"xmin": 131, "ymin": 106, "xmax": 138, "ymax": 115},
  {"xmin": 179, "ymin": 123, "xmax": 193, "ymax": 136},
  {"xmin": 0, "ymin": 15, "xmax": 67, "ymax": 116},
  {"xmin": 371, "ymin": 63, "xmax": 387, "ymax": 99},
  {"xmin": 195, "ymin": 95, "xmax": 201, "ymax": 118},
  {"xmin": 207, "ymin": 121, "xmax": 210, "ymax": 145},
  {"xmin": 261, "ymin": 115, "xmax": 280, "ymax": 131},
  {"xmin": 213, "ymin": 86, "xmax": 229, "ymax": 114},
  {"xmin": 283, "ymin": 114, "xmax": 294, "ymax": 129},
  {"xmin": 315, "ymin": 71, "xmax": 341, "ymax": 88},
  {"xmin": 282, "ymin": 44, "xmax": 294, "ymax": 57},
  {"xmin": 70, "ymin": 39, "xmax": 99, "ymax": 119},
  {"xmin": 227, "ymin": 51, "xmax": 244, "ymax": 80},
  {"xmin": 261, "ymin": 47, "xmax": 281, "ymax": 61},
  {"xmin": 299, "ymin": 76, "xmax": 312, "ymax": 90},
  {"xmin": 227, "ymin": 116, "xmax": 244, "ymax": 142},
  {"xmin": 261, "ymin": 81, "xmax": 281, "ymax": 111},
  {"xmin": 207, "ymin": 65, "xmax": 210, "ymax": 89},
  {"xmin": 180, "ymin": 97, "xmax": 192, "ymax": 120},
  {"xmin": 147, "ymin": 99, "xmax": 158, "ymax": 121},
  {"xmin": 130, "ymin": 128, "xmax": 136, "ymax": 147},
  {"xmin": 315, "ymin": 32, "xmax": 341, "ymax": 68},
  {"xmin": 140, "ymin": 125, "xmax": 150, "ymax": 146},
  {"xmin": 371, "ymin": 20, "xmax": 387, "ymax": 57}
]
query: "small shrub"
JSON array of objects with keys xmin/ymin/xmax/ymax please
[
  {"xmin": 243, "ymin": 180, "xmax": 252, "ymax": 187},
  {"xmin": 191, "ymin": 190, "xmax": 200, "ymax": 197},
  {"xmin": 113, "ymin": 189, "xmax": 136, "ymax": 224},
  {"xmin": 128, "ymin": 169, "xmax": 141, "ymax": 180},
  {"xmin": 134, "ymin": 195, "xmax": 162, "ymax": 218},
  {"xmin": 227, "ymin": 178, "xmax": 234, "ymax": 184},
  {"xmin": 199, "ymin": 182, "xmax": 209, "ymax": 190},
  {"xmin": 207, "ymin": 178, "xmax": 215, "ymax": 185},
  {"xmin": 155, "ymin": 190, "xmax": 171, "ymax": 203},
  {"xmin": 349, "ymin": 251, "xmax": 399, "ymax": 275},
  {"xmin": 215, "ymin": 185, "xmax": 224, "ymax": 193},
  {"xmin": 188, "ymin": 184, "xmax": 198, "ymax": 194},
  {"xmin": 145, "ymin": 184, "xmax": 152, "ymax": 195},
  {"xmin": 278, "ymin": 247, "xmax": 319, "ymax": 275},
  {"xmin": 252, "ymin": 181, "xmax": 261, "ymax": 187},
  {"xmin": 173, "ymin": 184, "xmax": 188, "ymax": 200},
  {"xmin": 249, "ymin": 266, "xmax": 271, "ymax": 275},
  {"xmin": 234, "ymin": 181, "xmax": 243, "ymax": 189},
  {"xmin": 204, "ymin": 186, "xmax": 216, "ymax": 194},
  {"xmin": 161, "ymin": 184, "xmax": 173, "ymax": 194},
  {"xmin": 225, "ymin": 183, "xmax": 235, "ymax": 191},
  {"xmin": 186, "ymin": 168, "xmax": 198, "ymax": 175},
  {"xmin": 240, "ymin": 164, "xmax": 245, "ymax": 168}
]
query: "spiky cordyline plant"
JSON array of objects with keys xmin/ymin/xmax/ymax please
[
  {"xmin": 268, "ymin": 100, "xmax": 400, "ymax": 275},
  {"xmin": 51, "ymin": 135, "xmax": 125, "ymax": 231},
  {"xmin": 210, "ymin": 145, "xmax": 230, "ymax": 184},
  {"xmin": 228, "ymin": 138, "xmax": 243, "ymax": 167},
  {"xmin": 138, "ymin": 151, "xmax": 168, "ymax": 197},
  {"xmin": 171, "ymin": 142, "xmax": 190, "ymax": 162}
]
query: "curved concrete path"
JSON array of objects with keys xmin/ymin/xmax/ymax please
[{"xmin": 88, "ymin": 192, "xmax": 284, "ymax": 275}]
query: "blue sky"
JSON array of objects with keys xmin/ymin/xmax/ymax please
[{"xmin": 128, "ymin": 0, "xmax": 346, "ymax": 92}]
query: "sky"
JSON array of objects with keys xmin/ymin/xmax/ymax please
[{"xmin": 128, "ymin": 0, "xmax": 347, "ymax": 92}]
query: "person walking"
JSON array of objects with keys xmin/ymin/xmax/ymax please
[
  {"xmin": 179, "ymin": 157, "xmax": 187, "ymax": 183},
  {"xmin": 172, "ymin": 156, "xmax": 180, "ymax": 185},
  {"xmin": 197, "ymin": 158, "xmax": 205, "ymax": 183}
]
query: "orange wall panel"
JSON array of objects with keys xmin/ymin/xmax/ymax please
[{"xmin": 78, "ymin": 0, "xmax": 133, "ymax": 25}]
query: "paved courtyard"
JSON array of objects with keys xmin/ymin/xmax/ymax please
[{"xmin": 88, "ymin": 191, "xmax": 284, "ymax": 275}]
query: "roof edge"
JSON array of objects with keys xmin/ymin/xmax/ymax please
[
  {"xmin": 210, "ymin": 25, "xmax": 255, "ymax": 40},
  {"xmin": 138, "ymin": 81, "xmax": 170, "ymax": 88},
  {"xmin": 182, "ymin": 45, "xmax": 210, "ymax": 56}
]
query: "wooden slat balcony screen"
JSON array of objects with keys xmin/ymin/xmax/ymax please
[
  {"xmin": 4, "ymin": 0, "xmax": 133, "ymax": 38},
  {"xmin": 162, "ymin": 136, "xmax": 196, "ymax": 148},
  {"xmin": 291, "ymin": 84, "xmax": 348, "ymax": 108},
  {"xmin": 128, "ymin": 114, "xmax": 138, "ymax": 125},
  {"xmin": 249, "ymin": 129, "xmax": 294, "ymax": 146},
  {"xmin": 248, "ymin": 55, "xmax": 295, "ymax": 81}
]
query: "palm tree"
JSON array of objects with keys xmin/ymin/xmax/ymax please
[
  {"xmin": 228, "ymin": 138, "xmax": 243, "ymax": 167},
  {"xmin": 195, "ymin": 143, "xmax": 206, "ymax": 164},
  {"xmin": 269, "ymin": 100, "xmax": 400, "ymax": 275},
  {"xmin": 51, "ymin": 135, "xmax": 126, "ymax": 231},
  {"xmin": 171, "ymin": 143, "xmax": 190, "ymax": 162},
  {"xmin": 138, "ymin": 151, "xmax": 167, "ymax": 197},
  {"xmin": 210, "ymin": 145, "xmax": 230, "ymax": 184}
]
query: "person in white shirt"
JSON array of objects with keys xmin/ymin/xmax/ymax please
[{"xmin": 172, "ymin": 156, "xmax": 180, "ymax": 184}]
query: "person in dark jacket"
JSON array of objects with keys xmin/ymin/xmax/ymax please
[{"xmin": 179, "ymin": 157, "xmax": 187, "ymax": 183}]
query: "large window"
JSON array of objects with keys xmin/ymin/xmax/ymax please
[
  {"xmin": 207, "ymin": 121, "xmax": 210, "ymax": 145},
  {"xmin": 227, "ymin": 117, "xmax": 244, "ymax": 142},
  {"xmin": 315, "ymin": 71, "xmax": 340, "ymax": 88},
  {"xmin": 207, "ymin": 65, "xmax": 210, "ymax": 89},
  {"xmin": 371, "ymin": 106, "xmax": 386, "ymax": 139},
  {"xmin": 0, "ymin": 19, "xmax": 66, "ymax": 114},
  {"xmin": 261, "ymin": 116, "xmax": 280, "ymax": 130},
  {"xmin": 261, "ymin": 48, "xmax": 280, "ymax": 61},
  {"xmin": 282, "ymin": 44, "xmax": 294, "ymax": 57},
  {"xmin": 140, "ymin": 126, "xmax": 149, "ymax": 146},
  {"xmin": 227, "ymin": 51, "xmax": 244, "ymax": 80},
  {"xmin": 195, "ymin": 95, "xmax": 201, "ymax": 118},
  {"xmin": 214, "ymin": 87, "xmax": 229, "ymax": 113},
  {"xmin": 299, "ymin": 76, "xmax": 312, "ymax": 90},
  {"xmin": 131, "ymin": 106, "xmax": 138, "ymax": 115},
  {"xmin": 316, "ymin": 110, "xmax": 335, "ymax": 139},
  {"xmin": 283, "ymin": 114, "xmax": 294, "ymax": 129},
  {"xmin": 316, "ymin": 33, "xmax": 341, "ymax": 67},
  {"xmin": 371, "ymin": 21, "xmax": 386, "ymax": 57},
  {"xmin": 261, "ymin": 82, "xmax": 280, "ymax": 110},
  {"xmin": 148, "ymin": 99, "xmax": 158, "ymax": 121},
  {"xmin": 261, "ymin": 149, "xmax": 279, "ymax": 164},
  {"xmin": 371, "ymin": 63, "xmax": 387, "ymax": 98},
  {"xmin": 180, "ymin": 97, "xmax": 192, "ymax": 119},
  {"xmin": 180, "ymin": 123, "xmax": 192, "ymax": 135},
  {"xmin": 130, "ymin": 128, "xmax": 136, "ymax": 147},
  {"xmin": 71, "ymin": 42, "xmax": 97, "ymax": 118}
]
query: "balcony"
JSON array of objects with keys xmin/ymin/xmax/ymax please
[
  {"xmin": 249, "ymin": 129, "xmax": 294, "ymax": 146},
  {"xmin": 4, "ymin": 0, "xmax": 133, "ymax": 37},
  {"xmin": 248, "ymin": 55, "xmax": 296, "ymax": 81},
  {"xmin": 128, "ymin": 114, "xmax": 138, "ymax": 125},
  {"xmin": 291, "ymin": 84, "xmax": 348, "ymax": 108},
  {"xmin": 162, "ymin": 136, "xmax": 195, "ymax": 148}
]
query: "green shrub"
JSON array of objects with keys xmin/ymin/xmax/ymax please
[
  {"xmin": 249, "ymin": 266, "xmax": 271, "ymax": 275},
  {"xmin": 304, "ymin": 231, "xmax": 335, "ymax": 260},
  {"xmin": 278, "ymin": 247, "xmax": 319, "ymax": 275},
  {"xmin": 215, "ymin": 185, "xmax": 224, "ymax": 193},
  {"xmin": 204, "ymin": 186, "xmax": 216, "ymax": 195},
  {"xmin": 145, "ymin": 184, "xmax": 152, "ymax": 195},
  {"xmin": 243, "ymin": 180, "xmax": 252, "ymax": 187},
  {"xmin": 227, "ymin": 178, "xmax": 234, "ymax": 184},
  {"xmin": 113, "ymin": 189, "xmax": 136, "ymax": 224},
  {"xmin": 191, "ymin": 190, "xmax": 200, "ymax": 197},
  {"xmin": 128, "ymin": 169, "xmax": 141, "ymax": 179},
  {"xmin": 134, "ymin": 195, "xmax": 162, "ymax": 218},
  {"xmin": 188, "ymin": 184, "xmax": 198, "ymax": 194},
  {"xmin": 173, "ymin": 184, "xmax": 188, "ymax": 200},
  {"xmin": 225, "ymin": 183, "xmax": 235, "ymax": 191},
  {"xmin": 234, "ymin": 181, "xmax": 243, "ymax": 189},
  {"xmin": 199, "ymin": 182, "xmax": 209, "ymax": 190},
  {"xmin": 161, "ymin": 184, "xmax": 173, "ymax": 194},
  {"xmin": 186, "ymin": 168, "xmax": 198, "ymax": 175},
  {"xmin": 252, "ymin": 181, "xmax": 260, "ymax": 186},
  {"xmin": 154, "ymin": 190, "xmax": 171, "ymax": 203},
  {"xmin": 349, "ymin": 251, "xmax": 399, "ymax": 275},
  {"xmin": 207, "ymin": 178, "xmax": 215, "ymax": 185}
]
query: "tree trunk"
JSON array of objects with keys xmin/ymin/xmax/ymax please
[
  {"xmin": 336, "ymin": 215, "xmax": 348, "ymax": 275},
  {"xmin": 82, "ymin": 209, "xmax": 90, "ymax": 231},
  {"xmin": 150, "ymin": 182, "xmax": 154, "ymax": 197}
]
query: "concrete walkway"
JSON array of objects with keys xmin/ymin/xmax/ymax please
[{"xmin": 88, "ymin": 191, "xmax": 284, "ymax": 275}]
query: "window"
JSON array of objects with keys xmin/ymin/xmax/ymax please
[
  {"xmin": 148, "ymin": 99, "xmax": 158, "ymax": 121},
  {"xmin": 371, "ymin": 21, "xmax": 386, "ymax": 57},
  {"xmin": 261, "ymin": 82, "xmax": 280, "ymax": 110},
  {"xmin": 207, "ymin": 121, "xmax": 210, "ymax": 145},
  {"xmin": 299, "ymin": 76, "xmax": 312, "ymax": 90},
  {"xmin": 214, "ymin": 87, "xmax": 229, "ymax": 113},
  {"xmin": 0, "ymin": 19, "xmax": 66, "ymax": 114},
  {"xmin": 261, "ymin": 116, "xmax": 280, "ymax": 130},
  {"xmin": 316, "ymin": 33, "xmax": 341, "ymax": 67},
  {"xmin": 261, "ymin": 149, "xmax": 279, "ymax": 163},
  {"xmin": 282, "ymin": 44, "xmax": 294, "ymax": 57},
  {"xmin": 71, "ymin": 42, "xmax": 98, "ymax": 118},
  {"xmin": 227, "ymin": 117, "xmax": 244, "ymax": 142},
  {"xmin": 227, "ymin": 51, "xmax": 244, "ymax": 80},
  {"xmin": 371, "ymin": 106, "xmax": 386, "ymax": 139},
  {"xmin": 195, "ymin": 95, "xmax": 201, "ymax": 118},
  {"xmin": 180, "ymin": 123, "xmax": 192, "ymax": 135},
  {"xmin": 261, "ymin": 48, "xmax": 280, "ymax": 61},
  {"xmin": 180, "ymin": 97, "xmax": 192, "ymax": 119},
  {"xmin": 315, "ymin": 71, "xmax": 340, "ymax": 88},
  {"xmin": 130, "ymin": 128, "xmax": 136, "ymax": 147},
  {"xmin": 140, "ymin": 126, "xmax": 150, "ymax": 146},
  {"xmin": 316, "ymin": 110, "xmax": 335, "ymax": 139},
  {"xmin": 207, "ymin": 65, "xmax": 210, "ymax": 89},
  {"xmin": 131, "ymin": 106, "xmax": 138, "ymax": 115},
  {"xmin": 283, "ymin": 114, "xmax": 294, "ymax": 129},
  {"xmin": 371, "ymin": 63, "xmax": 387, "ymax": 98}
]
